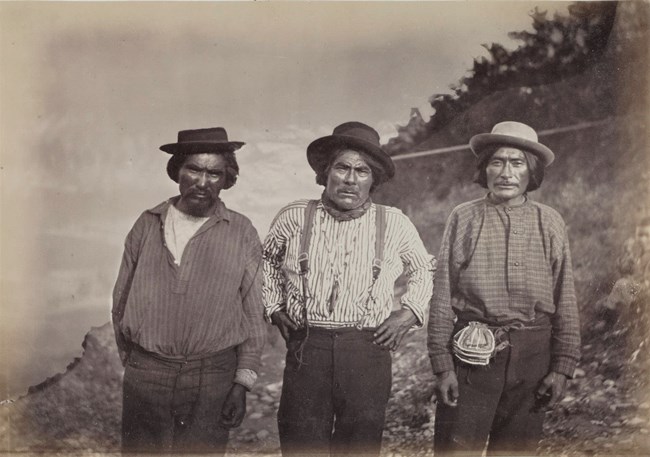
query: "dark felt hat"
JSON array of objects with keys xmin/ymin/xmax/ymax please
[
  {"xmin": 306, "ymin": 122, "xmax": 395, "ymax": 179},
  {"xmin": 469, "ymin": 121, "xmax": 554, "ymax": 166},
  {"xmin": 160, "ymin": 127, "xmax": 244, "ymax": 155}
]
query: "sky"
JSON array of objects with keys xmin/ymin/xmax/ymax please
[{"xmin": 0, "ymin": 1, "xmax": 569, "ymax": 397}]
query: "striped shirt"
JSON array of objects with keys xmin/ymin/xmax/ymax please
[
  {"xmin": 427, "ymin": 196, "xmax": 581, "ymax": 377},
  {"xmin": 112, "ymin": 196, "xmax": 266, "ymax": 378},
  {"xmin": 262, "ymin": 199, "xmax": 435, "ymax": 329}
]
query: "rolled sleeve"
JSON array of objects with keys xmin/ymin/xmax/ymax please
[
  {"xmin": 262, "ymin": 211, "xmax": 291, "ymax": 322},
  {"xmin": 397, "ymin": 217, "xmax": 436, "ymax": 327}
]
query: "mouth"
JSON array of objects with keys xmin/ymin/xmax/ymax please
[
  {"xmin": 496, "ymin": 183, "xmax": 518, "ymax": 189},
  {"xmin": 338, "ymin": 189, "xmax": 359, "ymax": 197}
]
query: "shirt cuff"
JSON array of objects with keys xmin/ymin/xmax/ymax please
[
  {"xmin": 550, "ymin": 356, "xmax": 578, "ymax": 378},
  {"xmin": 400, "ymin": 302, "xmax": 425, "ymax": 328},
  {"xmin": 264, "ymin": 302, "xmax": 286, "ymax": 323},
  {"xmin": 233, "ymin": 368, "xmax": 258, "ymax": 390},
  {"xmin": 430, "ymin": 353, "xmax": 455, "ymax": 374}
]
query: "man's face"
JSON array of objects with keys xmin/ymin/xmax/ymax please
[
  {"xmin": 636, "ymin": 225, "xmax": 650, "ymax": 254},
  {"xmin": 176, "ymin": 153, "xmax": 227, "ymax": 217},
  {"xmin": 324, "ymin": 150, "xmax": 374, "ymax": 211},
  {"xmin": 485, "ymin": 147, "xmax": 530, "ymax": 206}
]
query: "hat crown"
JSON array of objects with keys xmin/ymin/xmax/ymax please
[
  {"xmin": 490, "ymin": 121, "xmax": 538, "ymax": 143},
  {"xmin": 177, "ymin": 127, "xmax": 229, "ymax": 143},
  {"xmin": 331, "ymin": 122, "xmax": 381, "ymax": 147}
]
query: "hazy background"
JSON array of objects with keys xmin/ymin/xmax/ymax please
[{"xmin": 0, "ymin": 1, "xmax": 568, "ymax": 398}]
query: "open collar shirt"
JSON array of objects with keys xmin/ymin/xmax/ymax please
[
  {"xmin": 427, "ymin": 196, "xmax": 581, "ymax": 377},
  {"xmin": 112, "ymin": 196, "xmax": 265, "ymax": 376},
  {"xmin": 262, "ymin": 199, "xmax": 436, "ymax": 329}
]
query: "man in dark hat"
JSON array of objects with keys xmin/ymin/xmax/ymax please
[
  {"xmin": 262, "ymin": 121, "xmax": 435, "ymax": 456},
  {"xmin": 112, "ymin": 127, "xmax": 265, "ymax": 454},
  {"xmin": 428, "ymin": 121, "xmax": 581, "ymax": 455}
]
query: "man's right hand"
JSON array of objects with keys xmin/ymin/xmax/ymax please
[
  {"xmin": 270, "ymin": 310, "xmax": 299, "ymax": 342},
  {"xmin": 435, "ymin": 370, "xmax": 459, "ymax": 407}
]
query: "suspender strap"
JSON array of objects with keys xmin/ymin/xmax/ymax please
[
  {"xmin": 298, "ymin": 200, "xmax": 318, "ymax": 275},
  {"xmin": 373, "ymin": 204, "xmax": 386, "ymax": 280}
]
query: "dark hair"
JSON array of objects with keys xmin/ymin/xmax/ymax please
[
  {"xmin": 474, "ymin": 147, "xmax": 545, "ymax": 192},
  {"xmin": 166, "ymin": 151, "xmax": 239, "ymax": 189},
  {"xmin": 314, "ymin": 148, "xmax": 388, "ymax": 192}
]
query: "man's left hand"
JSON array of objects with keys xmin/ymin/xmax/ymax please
[
  {"xmin": 373, "ymin": 309, "xmax": 417, "ymax": 351},
  {"xmin": 220, "ymin": 383, "xmax": 247, "ymax": 428},
  {"xmin": 535, "ymin": 371, "xmax": 568, "ymax": 410}
]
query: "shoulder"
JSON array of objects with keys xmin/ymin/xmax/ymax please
[
  {"xmin": 269, "ymin": 199, "xmax": 314, "ymax": 226},
  {"xmin": 529, "ymin": 201, "xmax": 567, "ymax": 232},
  {"xmin": 224, "ymin": 207, "xmax": 256, "ymax": 228},
  {"xmin": 445, "ymin": 198, "xmax": 486, "ymax": 227},
  {"xmin": 137, "ymin": 200, "xmax": 168, "ymax": 226}
]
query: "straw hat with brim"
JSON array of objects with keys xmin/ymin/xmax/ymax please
[
  {"xmin": 307, "ymin": 122, "xmax": 395, "ymax": 179},
  {"xmin": 160, "ymin": 127, "xmax": 244, "ymax": 155},
  {"xmin": 469, "ymin": 121, "xmax": 555, "ymax": 167}
]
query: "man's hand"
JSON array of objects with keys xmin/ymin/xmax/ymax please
[
  {"xmin": 435, "ymin": 370, "xmax": 459, "ymax": 407},
  {"xmin": 535, "ymin": 371, "xmax": 568, "ymax": 410},
  {"xmin": 220, "ymin": 383, "xmax": 247, "ymax": 429},
  {"xmin": 271, "ymin": 310, "xmax": 299, "ymax": 342},
  {"xmin": 373, "ymin": 309, "xmax": 417, "ymax": 351}
]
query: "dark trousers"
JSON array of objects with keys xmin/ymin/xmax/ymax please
[
  {"xmin": 121, "ymin": 345, "xmax": 236, "ymax": 454},
  {"xmin": 434, "ymin": 326, "xmax": 552, "ymax": 456},
  {"xmin": 278, "ymin": 327, "xmax": 392, "ymax": 457}
]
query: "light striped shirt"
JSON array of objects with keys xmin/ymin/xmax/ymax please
[{"xmin": 262, "ymin": 199, "xmax": 435, "ymax": 329}]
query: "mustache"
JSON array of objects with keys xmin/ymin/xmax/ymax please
[{"xmin": 186, "ymin": 188, "xmax": 212, "ymax": 196}]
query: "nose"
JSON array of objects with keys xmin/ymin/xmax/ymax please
[
  {"xmin": 501, "ymin": 162, "xmax": 513, "ymax": 178},
  {"xmin": 343, "ymin": 169, "xmax": 357, "ymax": 184},
  {"xmin": 196, "ymin": 172, "xmax": 208, "ymax": 188}
]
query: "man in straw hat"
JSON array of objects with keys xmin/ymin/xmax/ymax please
[
  {"xmin": 428, "ymin": 121, "xmax": 580, "ymax": 455},
  {"xmin": 112, "ymin": 127, "xmax": 265, "ymax": 453},
  {"xmin": 263, "ymin": 121, "xmax": 435, "ymax": 456}
]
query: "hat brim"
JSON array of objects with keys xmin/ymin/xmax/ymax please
[
  {"xmin": 469, "ymin": 134, "xmax": 554, "ymax": 166},
  {"xmin": 160, "ymin": 141, "xmax": 245, "ymax": 155},
  {"xmin": 306, "ymin": 135, "xmax": 395, "ymax": 179}
]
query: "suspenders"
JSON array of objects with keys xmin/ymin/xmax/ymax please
[{"xmin": 297, "ymin": 200, "xmax": 386, "ymax": 322}]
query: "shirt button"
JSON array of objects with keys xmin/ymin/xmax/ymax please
[{"xmin": 514, "ymin": 262, "xmax": 520, "ymax": 266}]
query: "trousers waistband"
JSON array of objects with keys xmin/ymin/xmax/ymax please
[
  {"xmin": 130, "ymin": 344, "xmax": 235, "ymax": 364},
  {"xmin": 456, "ymin": 313, "xmax": 551, "ymax": 332}
]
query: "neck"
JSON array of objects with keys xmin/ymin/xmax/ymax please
[
  {"xmin": 175, "ymin": 197, "xmax": 219, "ymax": 218},
  {"xmin": 321, "ymin": 192, "xmax": 372, "ymax": 222},
  {"xmin": 488, "ymin": 193, "xmax": 527, "ymax": 207}
]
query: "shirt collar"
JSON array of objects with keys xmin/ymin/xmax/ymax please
[{"xmin": 148, "ymin": 196, "xmax": 231, "ymax": 222}]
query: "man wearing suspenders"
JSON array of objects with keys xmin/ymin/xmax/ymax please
[{"xmin": 262, "ymin": 122, "xmax": 435, "ymax": 456}]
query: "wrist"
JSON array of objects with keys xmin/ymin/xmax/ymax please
[{"xmin": 230, "ymin": 383, "xmax": 248, "ymax": 395}]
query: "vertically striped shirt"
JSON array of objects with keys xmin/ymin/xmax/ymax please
[
  {"xmin": 112, "ymin": 197, "xmax": 265, "ymax": 374},
  {"xmin": 263, "ymin": 199, "xmax": 435, "ymax": 329},
  {"xmin": 427, "ymin": 196, "xmax": 580, "ymax": 377}
]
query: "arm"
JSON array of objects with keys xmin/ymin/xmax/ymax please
[
  {"xmin": 427, "ymin": 212, "xmax": 460, "ymax": 376},
  {"xmin": 374, "ymin": 214, "xmax": 436, "ymax": 349},
  {"xmin": 549, "ymin": 225, "xmax": 581, "ymax": 378},
  {"xmin": 234, "ymin": 224, "xmax": 266, "ymax": 378},
  {"xmin": 262, "ymin": 208, "xmax": 299, "ymax": 340},
  {"xmin": 111, "ymin": 214, "xmax": 146, "ymax": 366}
]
